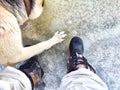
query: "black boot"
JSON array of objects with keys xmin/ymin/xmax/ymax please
[{"xmin": 67, "ymin": 36, "xmax": 95, "ymax": 73}]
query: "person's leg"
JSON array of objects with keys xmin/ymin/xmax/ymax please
[
  {"xmin": 59, "ymin": 36, "xmax": 108, "ymax": 90},
  {"xmin": 0, "ymin": 66, "xmax": 32, "ymax": 90},
  {"xmin": 0, "ymin": 54, "xmax": 43, "ymax": 90},
  {"xmin": 0, "ymin": 45, "xmax": 44, "ymax": 90}
]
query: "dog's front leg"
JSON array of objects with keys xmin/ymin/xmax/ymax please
[{"xmin": 16, "ymin": 31, "xmax": 66, "ymax": 64}]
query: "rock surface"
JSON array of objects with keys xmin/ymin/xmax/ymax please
[{"xmin": 21, "ymin": 0, "xmax": 120, "ymax": 90}]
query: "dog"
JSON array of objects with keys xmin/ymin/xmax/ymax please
[{"xmin": 0, "ymin": 0, "xmax": 66, "ymax": 66}]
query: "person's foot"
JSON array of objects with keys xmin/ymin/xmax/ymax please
[
  {"xmin": 18, "ymin": 55, "xmax": 44, "ymax": 89},
  {"xmin": 14, "ymin": 45, "xmax": 44, "ymax": 89},
  {"xmin": 67, "ymin": 36, "xmax": 95, "ymax": 73}
]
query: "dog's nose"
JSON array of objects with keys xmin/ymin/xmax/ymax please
[{"xmin": 42, "ymin": 0, "xmax": 44, "ymax": 7}]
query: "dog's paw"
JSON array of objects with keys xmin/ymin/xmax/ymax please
[{"xmin": 51, "ymin": 31, "xmax": 67, "ymax": 44}]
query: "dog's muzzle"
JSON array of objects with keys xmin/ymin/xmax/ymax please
[{"xmin": 42, "ymin": 0, "xmax": 44, "ymax": 7}]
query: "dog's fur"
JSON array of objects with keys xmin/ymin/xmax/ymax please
[{"xmin": 0, "ymin": 0, "xmax": 66, "ymax": 66}]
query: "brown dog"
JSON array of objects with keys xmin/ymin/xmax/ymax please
[{"xmin": 0, "ymin": 0, "xmax": 66, "ymax": 66}]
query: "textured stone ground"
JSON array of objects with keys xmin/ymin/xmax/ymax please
[{"xmin": 21, "ymin": 0, "xmax": 120, "ymax": 90}]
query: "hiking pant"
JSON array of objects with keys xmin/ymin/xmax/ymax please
[
  {"xmin": 0, "ymin": 67, "xmax": 108, "ymax": 90},
  {"xmin": 0, "ymin": 66, "xmax": 32, "ymax": 90},
  {"xmin": 59, "ymin": 68, "xmax": 108, "ymax": 90}
]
